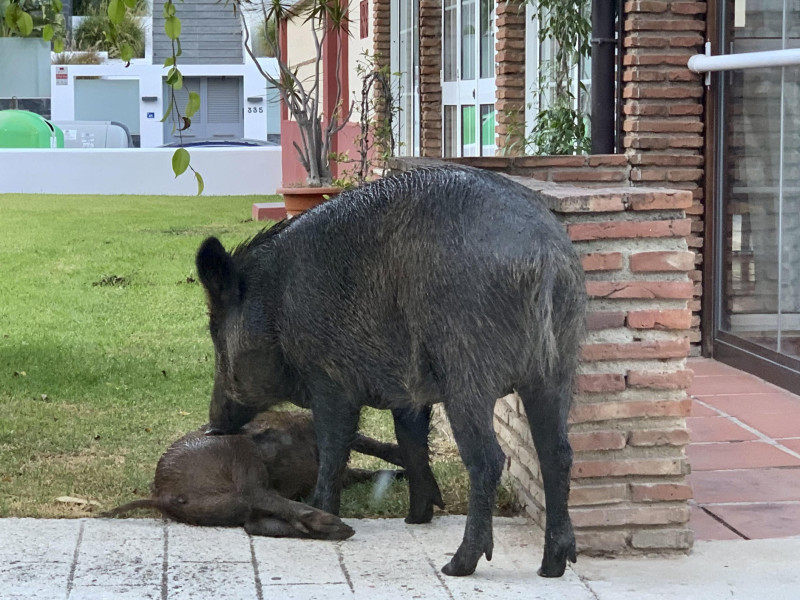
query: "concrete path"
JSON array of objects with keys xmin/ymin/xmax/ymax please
[{"xmin": 2, "ymin": 515, "xmax": 799, "ymax": 600}]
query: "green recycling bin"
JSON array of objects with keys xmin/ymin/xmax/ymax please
[{"xmin": 0, "ymin": 109, "xmax": 64, "ymax": 148}]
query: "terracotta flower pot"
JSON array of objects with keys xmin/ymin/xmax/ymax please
[{"xmin": 278, "ymin": 185, "xmax": 342, "ymax": 217}]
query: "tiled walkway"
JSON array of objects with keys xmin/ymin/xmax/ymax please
[{"xmin": 687, "ymin": 358, "xmax": 800, "ymax": 540}]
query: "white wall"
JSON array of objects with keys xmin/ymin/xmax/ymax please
[
  {"xmin": 50, "ymin": 59, "xmax": 280, "ymax": 148},
  {"xmin": 0, "ymin": 147, "xmax": 282, "ymax": 196}
]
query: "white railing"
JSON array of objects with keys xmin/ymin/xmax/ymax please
[{"xmin": 688, "ymin": 42, "xmax": 800, "ymax": 84}]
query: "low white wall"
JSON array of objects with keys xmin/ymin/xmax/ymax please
[{"xmin": 0, "ymin": 147, "xmax": 282, "ymax": 196}]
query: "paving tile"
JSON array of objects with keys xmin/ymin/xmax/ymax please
[
  {"xmin": 688, "ymin": 375, "xmax": 780, "ymax": 396},
  {"xmin": 687, "ymin": 358, "xmax": 743, "ymax": 377},
  {"xmin": 168, "ymin": 522, "xmax": 252, "ymax": 563},
  {"xmin": 68, "ymin": 585, "xmax": 162, "ymax": 599},
  {"xmin": 688, "ymin": 505, "xmax": 743, "ymax": 541},
  {"xmin": 706, "ymin": 502, "xmax": 800, "ymax": 539},
  {"xmin": 0, "ymin": 560, "xmax": 71, "ymax": 599},
  {"xmin": 0, "ymin": 517, "xmax": 81, "ymax": 562},
  {"xmin": 72, "ymin": 536, "xmax": 163, "ymax": 587},
  {"xmin": 688, "ymin": 468, "xmax": 800, "ymax": 503},
  {"xmin": 686, "ymin": 441, "xmax": 800, "ymax": 471},
  {"xmin": 687, "ymin": 416, "xmax": 758, "ymax": 443},
  {"xmin": 166, "ymin": 561, "xmax": 259, "ymax": 600},
  {"xmin": 84, "ymin": 518, "xmax": 164, "ymax": 542},
  {"xmin": 698, "ymin": 392, "xmax": 800, "ymax": 417},
  {"xmin": 264, "ymin": 583, "xmax": 354, "ymax": 599},
  {"xmin": 252, "ymin": 536, "xmax": 347, "ymax": 585},
  {"xmin": 779, "ymin": 438, "xmax": 800, "ymax": 453},
  {"xmin": 735, "ymin": 410, "xmax": 800, "ymax": 439},
  {"xmin": 337, "ymin": 519, "xmax": 451, "ymax": 600},
  {"xmin": 690, "ymin": 399, "xmax": 719, "ymax": 417}
]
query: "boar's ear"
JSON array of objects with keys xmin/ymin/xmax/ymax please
[{"xmin": 196, "ymin": 237, "xmax": 241, "ymax": 307}]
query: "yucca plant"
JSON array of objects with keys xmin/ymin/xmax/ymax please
[{"xmin": 237, "ymin": 0, "xmax": 354, "ymax": 187}]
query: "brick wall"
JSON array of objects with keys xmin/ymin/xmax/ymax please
[
  {"xmin": 494, "ymin": 0, "xmax": 526, "ymax": 156},
  {"xmin": 419, "ymin": 0, "xmax": 442, "ymax": 157},
  {"xmin": 497, "ymin": 178, "xmax": 695, "ymax": 555},
  {"xmin": 390, "ymin": 156, "xmax": 694, "ymax": 555},
  {"xmin": 622, "ymin": 1, "xmax": 707, "ymax": 352}
]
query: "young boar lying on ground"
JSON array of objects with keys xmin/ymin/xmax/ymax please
[{"xmin": 103, "ymin": 411, "xmax": 405, "ymax": 540}]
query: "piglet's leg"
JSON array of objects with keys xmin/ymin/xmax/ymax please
[{"xmin": 250, "ymin": 492, "xmax": 355, "ymax": 540}]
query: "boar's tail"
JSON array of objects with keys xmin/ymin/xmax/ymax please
[
  {"xmin": 529, "ymin": 251, "xmax": 586, "ymax": 384},
  {"xmin": 99, "ymin": 499, "xmax": 161, "ymax": 519}
]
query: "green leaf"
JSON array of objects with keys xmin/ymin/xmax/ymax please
[
  {"xmin": 166, "ymin": 67, "xmax": 183, "ymax": 90},
  {"xmin": 185, "ymin": 91, "xmax": 200, "ymax": 118},
  {"xmin": 42, "ymin": 24, "xmax": 54, "ymax": 42},
  {"xmin": 175, "ymin": 37, "xmax": 182, "ymax": 57},
  {"xmin": 52, "ymin": 0, "xmax": 63, "ymax": 12},
  {"xmin": 18, "ymin": 11, "xmax": 34, "ymax": 36},
  {"xmin": 164, "ymin": 16, "xmax": 181, "ymax": 40},
  {"xmin": 53, "ymin": 37, "xmax": 64, "ymax": 53},
  {"xmin": 123, "ymin": 0, "xmax": 137, "ymax": 8},
  {"xmin": 160, "ymin": 101, "xmax": 173, "ymax": 123},
  {"xmin": 120, "ymin": 44, "xmax": 134, "ymax": 63},
  {"xmin": 107, "ymin": 0, "xmax": 125, "ymax": 25},
  {"xmin": 172, "ymin": 148, "xmax": 190, "ymax": 177},
  {"xmin": 163, "ymin": 56, "xmax": 174, "ymax": 68},
  {"xmin": 163, "ymin": 1, "xmax": 176, "ymax": 18},
  {"xmin": 194, "ymin": 171, "xmax": 204, "ymax": 196}
]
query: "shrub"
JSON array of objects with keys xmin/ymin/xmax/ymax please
[{"xmin": 74, "ymin": 4, "xmax": 145, "ymax": 59}]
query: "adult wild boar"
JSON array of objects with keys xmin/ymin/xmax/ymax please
[{"xmin": 196, "ymin": 165, "xmax": 586, "ymax": 577}]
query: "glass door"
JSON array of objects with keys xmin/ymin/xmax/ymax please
[
  {"xmin": 391, "ymin": 0, "xmax": 420, "ymax": 156},
  {"xmin": 442, "ymin": 0, "xmax": 496, "ymax": 157},
  {"xmin": 714, "ymin": 0, "xmax": 800, "ymax": 388}
]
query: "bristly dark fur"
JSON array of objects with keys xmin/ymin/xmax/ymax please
[{"xmin": 196, "ymin": 164, "xmax": 586, "ymax": 578}]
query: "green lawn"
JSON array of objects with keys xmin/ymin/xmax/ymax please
[{"xmin": 0, "ymin": 193, "xmax": 518, "ymax": 520}]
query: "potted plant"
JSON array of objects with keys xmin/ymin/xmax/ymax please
[{"xmin": 236, "ymin": 0, "xmax": 354, "ymax": 216}]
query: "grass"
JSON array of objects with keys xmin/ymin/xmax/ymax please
[{"xmin": 0, "ymin": 193, "xmax": 520, "ymax": 520}]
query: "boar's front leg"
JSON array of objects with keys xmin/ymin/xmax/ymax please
[
  {"xmin": 248, "ymin": 492, "xmax": 355, "ymax": 540},
  {"xmin": 392, "ymin": 406, "xmax": 444, "ymax": 524},
  {"xmin": 308, "ymin": 384, "xmax": 362, "ymax": 516}
]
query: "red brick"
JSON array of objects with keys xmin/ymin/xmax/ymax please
[
  {"xmin": 629, "ymin": 190, "xmax": 693, "ymax": 210},
  {"xmin": 627, "ymin": 370, "xmax": 694, "ymax": 390},
  {"xmin": 628, "ymin": 428, "xmax": 691, "ymax": 447},
  {"xmin": 570, "ymin": 397, "xmax": 691, "ymax": 423},
  {"xmin": 623, "ymin": 119, "xmax": 703, "ymax": 133},
  {"xmin": 625, "ymin": 0, "xmax": 668, "ymax": 11},
  {"xmin": 569, "ymin": 483, "xmax": 628, "ymax": 505},
  {"xmin": 629, "ymin": 251, "xmax": 695, "ymax": 272},
  {"xmin": 627, "ymin": 309, "xmax": 693, "ymax": 330},
  {"xmin": 575, "ymin": 373, "xmax": 627, "ymax": 394},
  {"xmin": 551, "ymin": 170, "xmax": 627, "ymax": 183},
  {"xmin": 576, "ymin": 530, "xmax": 629, "ymax": 553},
  {"xmin": 567, "ymin": 219, "xmax": 692, "ymax": 241},
  {"xmin": 571, "ymin": 458, "xmax": 687, "ymax": 479},
  {"xmin": 588, "ymin": 155, "xmax": 629, "ymax": 167},
  {"xmin": 586, "ymin": 311, "xmax": 626, "ymax": 331},
  {"xmin": 582, "ymin": 252, "xmax": 624, "ymax": 272},
  {"xmin": 624, "ymin": 85, "xmax": 703, "ymax": 99},
  {"xmin": 670, "ymin": 2, "xmax": 707, "ymax": 15},
  {"xmin": 569, "ymin": 431, "xmax": 628, "ymax": 452},
  {"xmin": 580, "ymin": 339, "xmax": 690, "ymax": 361},
  {"xmin": 626, "ymin": 18, "xmax": 706, "ymax": 32},
  {"xmin": 586, "ymin": 281, "xmax": 694, "ymax": 299},
  {"xmin": 630, "ymin": 482, "xmax": 693, "ymax": 502}
]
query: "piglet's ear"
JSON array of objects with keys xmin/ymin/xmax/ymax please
[{"xmin": 196, "ymin": 237, "xmax": 240, "ymax": 307}]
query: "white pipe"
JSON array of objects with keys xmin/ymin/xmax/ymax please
[{"xmin": 688, "ymin": 48, "xmax": 800, "ymax": 73}]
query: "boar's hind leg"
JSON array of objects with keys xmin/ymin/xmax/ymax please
[
  {"xmin": 392, "ymin": 406, "xmax": 444, "ymax": 524},
  {"xmin": 441, "ymin": 399, "xmax": 505, "ymax": 577},
  {"xmin": 518, "ymin": 380, "xmax": 576, "ymax": 578}
]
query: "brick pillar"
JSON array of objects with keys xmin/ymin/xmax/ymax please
[
  {"xmin": 494, "ymin": 0, "xmax": 527, "ymax": 156},
  {"xmin": 622, "ymin": 1, "xmax": 707, "ymax": 352},
  {"xmin": 494, "ymin": 182, "xmax": 695, "ymax": 555},
  {"xmin": 419, "ymin": 0, "xmax": 442, "ymax": 157},
  {"xmin": 372, "ymin": 0, "xmax": 392, "ymax": 156}
]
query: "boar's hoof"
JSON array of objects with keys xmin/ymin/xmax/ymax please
[
  {"xmin": 405, "ymin": 485, "xmax": 445, "ymax": 524},
  {"xmin": 537, "ymin": 537, "xmax": 577, "ymax": 578},
  {"xmin": 441, "ymin": 536, "xmax": 493, "ymax": 577},
  {"xmin": 295, "ymin": 508, "xmax": 355, "ymax": 541}
]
